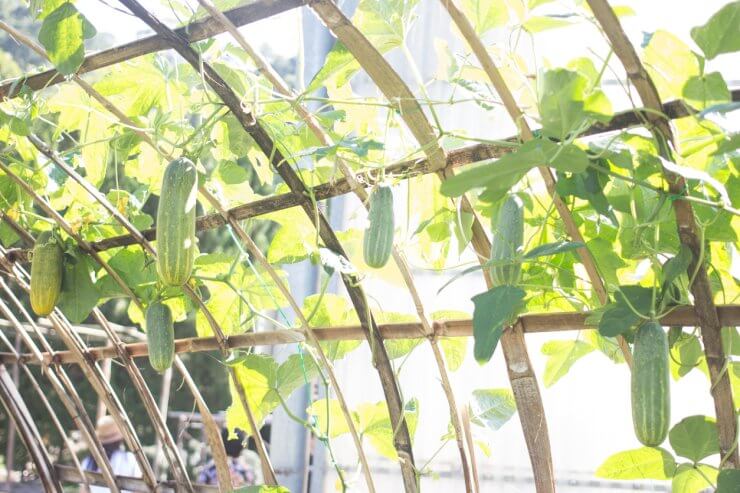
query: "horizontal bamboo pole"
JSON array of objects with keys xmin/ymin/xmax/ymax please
[
  {"xmin": 4, "ymin": 89, "xmax": 736, "ymax": 265},
  {"xmin": 3, "ymin": 305, "xmax": 738, "ymax": 366},
  {"xmin": 55, "ymin": 465, "xmax": 217, "ymax": 493},
  {"xmin": 0, "ymin": 0, "xmax": 306, "ymax": 99}
]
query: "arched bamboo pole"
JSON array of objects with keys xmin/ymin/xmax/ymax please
[
  {"xmin": 0, "ymin": 327, "xmax": 88, "ymax": 488},
  {"xmin": 115, "ymin": 0, "xmax": 419, "ymax": 489},
  {"xmin": 0, "ymin": 364, "xmax": 63, "ymax": 492},
  {"xmin": 0, "ymin": 278, "xmax": 122, "ymax": 493},
  {"xmin": 585, "ymin": 0, "xmax": 738, "ymax": 468}
]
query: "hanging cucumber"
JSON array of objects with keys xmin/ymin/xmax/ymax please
[
  {"xmin": 490, "ymin": 195, "xmax": 524, "ymax": 286},
  {"xmin": 30, "ymin": 231, "xmax": 64, "ymax": 316},
  {"xmin": 146, "ymin": 301, "xmax": 175, "ymax": 373},
  {"xmin": 156, "ymin": 157, "xmax": 198, "ymax": 286},
  {"xmin": 631, "ymin": 320, "xmax": 670, "ymax": 446},
  {"xmin": 363, "ymin": 184, "xmax": 394, "ymax": 268}
]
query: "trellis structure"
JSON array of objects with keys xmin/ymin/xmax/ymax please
[{"xmin": 0, "ymin": 1, "xmax": 737, "ymax": 492}]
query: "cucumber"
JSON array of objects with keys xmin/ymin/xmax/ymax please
[
  {"xmin": 490, "ymin": 195, "xmax": 524, "ymax": 286},
  {"xmin": 631, "ymin": 320, "xmax": 670, "ymax": 446},
  {"xmin": 363, "ymin": 184, "xmax": 394, "ymax": 268},
  {"xmin": 30, "ymin": 232, "xmax": 64, "ymax": 316},
  {"xmin": 146, "ymin": 301, "xmax": 175, "ymax": 373},
  {"xmin": 156, "ymin": 157, "xmax": 198, "ymax": 286}
]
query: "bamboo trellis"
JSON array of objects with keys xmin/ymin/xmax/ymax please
[{"xmin": 0, "ymin": 0, "xmax": 737, "ymax": 492}]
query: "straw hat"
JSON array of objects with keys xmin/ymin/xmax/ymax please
[{"xmin": 96, "ymin": 415, "xmax": 123, "ymax": 444}]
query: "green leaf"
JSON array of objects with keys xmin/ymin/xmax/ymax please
[
  {"xmin": 717, "ymin": 468, "xmax": 740, "ymax": 492},
  {"xmin": 595, "ymin": 447, "xmax": 676, "ymax": 480},
  {"xmin": 57, "ymin": 247, "xmax": 99, "ymax": 323},
  {"xmin": 433, "ymin": 310, "xmax": 470, "ymax": 371},
  {"xmin": 355, "ymin": 399, "xmax": 419, "ymax": 460},
  {"xmin": 541, "ymin": 339, "xmax": 594, "ymax": 387},
  {"xmin": 302, "ymin": 294, "xmax": 361, "ymax": 360},
  {"xmin": 644, "ymin": 30, "xmax": 700, "ymax": 101},
  {"xmin": 460, "ymin": 0, "xmax": 509, "ymax": 34},
  {"xmin": 523, "ymin": 241, "xmax": 584, "ymax": 259},
  {"xmin": 38, "ymin": 2, "xmax": 96, "ymax": 76},
  {"xmin": 469, "ymin": 388, "xmax": 516, "ymax": 430},
  {"xmin": 669, "ymin": 416, "xmax": 719, "ymax": 462},
  {"xmin": 683, "ymin": 73, "xmax": 731, "ymax": 110},
  {"xmin": 671, "ymin": 463, "xmax": 718, "ymax": 493},
  {"xmin": 472, "ymin": 285, "xmax": 526, "ymax": 363},
  {"xmin": 670, "ymin": 333, "xmax": 704, "ymax": 380},
  {"xmin": 538, "ymin": 68, "xmax": 612, "ymax": 140},
  {"xmin": 522, "ymin": 15, "xmax": 573, "ymax": 33},
  {"xmin": 306, "ymin": 398, "xmax": 350, "ymax": 439},
  {"xmin": 690, "ymin": 1, "xmax": 740, "ymax": 59},
  {"xmin": 598, "ymin": 286, "xmax": 653, "ymax": 337}
]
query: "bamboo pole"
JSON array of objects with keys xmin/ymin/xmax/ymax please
[
  {"xmin": 3, "ymin": 305, "xmax": 736, "ymax": 366},
  {"xmin": 0, "ymin": 364, "xmax": 63, "ymax": 492},
  {"xmin": 0, "ymin": 327, "xmax": 88, "ymax": 488},
  {"xmin": 115, "ymin": 1, "xmax": 418, "ymax": 489},
  {"xmin": 585, "ymin": 0, "xmax": 739, "ymax": 468}
]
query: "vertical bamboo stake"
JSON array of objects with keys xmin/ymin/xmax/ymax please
[
  {"xmin": 97, "ymin": 359, "xmax": 112, "ymax": 422},
  {"xmin": 585, "ymin": 0, "xmax": 738, "ymax": 468}
]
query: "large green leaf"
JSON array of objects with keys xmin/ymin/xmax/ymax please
[
  {"xmin": 598, "ymin": 286, "xmax": 653, "ymax": 337},
  {"xmin": 459, "ymin": 0, "xmax": 509, "ymax": 34},
  {"xmin": 541, "ymin": 339, "xmax": 594, "ymax": 387},
  {"xmin": 671, "ymin": 463, "xmax": 718, "ymax": 493},
  {"xmin": 471, "ymin": 285, "xmax": 526, "ymax": 363},
  {"xmin": 595, "ymin": 447, "xmax": 676, "ymax": 480},
  {"xmin": 669, "ymin": 416, "xmax": 719, "ymax": 462},
  {"xmin": 469, "ymin": 388, "xmax": 516, "ymax": 430},
  {"xmin": 717, "ymin": 468, "xmax": 740, "ymax": 492},
  {"xmin": 57, "ymin": 247, "xmax": 99, "ymax": 323},
  {"xmin": 537, "ymin": 68, "xmax": 612, "ymax": 140},
  {"xmin": 691, "ymin": 2, "xmax": 740, "ymax": 59},
  {"xmin": 38, "ymin": 2, "xmax": 96, "ymax": 76}
]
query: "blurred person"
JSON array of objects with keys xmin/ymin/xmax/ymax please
[
  {"xmin": 198, "ymin": 428, "xmax": 257, "ymax": 487},
  {"xmin": 81, "ymin": 415, "xmax": 141, "ymax": 493}
]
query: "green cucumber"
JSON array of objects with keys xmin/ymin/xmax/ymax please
[
  {"xmin": 156, "ymin": 157, "xmax": 198, "ymax": 286},
  {"xmin": 631, "ymin": 320, "xmax": 670, "ymax": 446},
  {"xmin": 490, "ymin": 195, "xmax": 524, "ymax": 286},
  {"xmin": 363, "ymin": 184, "xmax": 394, "ymax": 268},
  {"xmin": 146, "ymin": 301, "xmax": 175, "ymax": 373},
  {"xmin": 30, "ymin": 232, "xmax": 64, "ymax": 316}
]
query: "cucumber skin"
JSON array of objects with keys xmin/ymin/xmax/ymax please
[
  {"xmin": 490, "ymin": 195, "xmax": 524, "ymax": 286},
  {"xmin": 146, "ymin": 301, "xmax": 175, "ymax": 373},
  {"xmin": 156, "ymin": 158, "xmax": 198, "ymax": 286},
  {"xmin": 631, "ymin": 320, "xmax": 670, "ymax": 447},
  {"xmin": 30, "ymin": 232, "xmax": 63, "ymax": 316},
  {"xmin": 363, "ymin": 185, "xmax": 394, "ymax": 269}
]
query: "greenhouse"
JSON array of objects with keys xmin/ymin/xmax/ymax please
[{"xmin": 0, "ymin": 0, "xmax": 738, "ymax": 491}]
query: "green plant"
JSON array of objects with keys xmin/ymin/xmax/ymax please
[
  {"xmin": 631, "ymin": 320, "xmax": 670, "ymax": 446},
  {"xmin": 145, "ymin": 301, "xmax": 175, "ymax": 373},
  {"xmin": 363, "ymin": 184, "xmax": 394, "ymax": 268}
]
